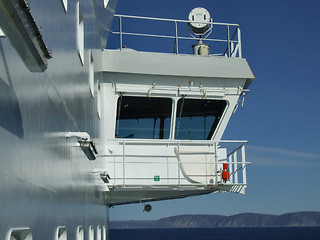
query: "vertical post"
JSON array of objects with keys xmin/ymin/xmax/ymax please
[
  {"xmin": 119, "ymin": 16, "xmax": 123, "ymax": 51},
  {"xmin": 234, "ymin": 151, "xmax": 238, "ymax": 184},
  {"xmin": 174, "ymin": 21, "xmax": 179, "ymax": 55},
  {"xmin": 237, "ymin": 27, "xmax": 242, "ymax": 58},
  {"xmin": 114, "ymin": 155, "xmax": 116, "ymax": 185},
  {"xmin": 241, "ymin": 144, "xmax": 247, "ymax": 185},
  {"xmin": 230, "ymin": 41, "xmax": 234, "ymax": 57},
  {"xmin": 167, "ymin": 156, "xmax": 169, "ymax": 185},
  {"xmin": 229, "ymin": 154, "xmax": 233, "ymax": 184},
  {"xmin": 227, "ymin": 25, "xmax": 230, "ymax": 57},
  {"xmin": 177, "ymin": 142, "xmax": 181, "ymax": 186},
  {"xmin": 122, "ymin": 140, "xmax": 125, "ymax": 187},
  {"xmin": 214, "ymin": 142, "xmax": 218, "ymax": 185},
  {"xmin": 205, "ymin": 145, "xmax": 209, "ymax": 184}
]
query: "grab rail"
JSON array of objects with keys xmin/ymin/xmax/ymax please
[
  {"xmin": 109, "ymin": 14, "xmax": 242, "ymax": 58},
  {"xmin": 102, "ymin": 139, "xmax": 249, "ymax": 188}
]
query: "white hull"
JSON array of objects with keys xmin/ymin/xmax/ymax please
[{"xmin": 0, "ymin": 0, "xmax": 118, "ymax": 239}]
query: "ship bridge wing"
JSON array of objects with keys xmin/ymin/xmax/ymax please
[{"xmin": 91, "ymin": 13, "xmax": 254, "ymax": 206}]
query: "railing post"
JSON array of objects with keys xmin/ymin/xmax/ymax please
[
  {"xmin": 206, "ymin": 144, "xmax": 209, "ymax": 184},
  {"xmin": 214, "ymin": 142, "xmax": 218, "ymax": 185},
  {"xmin": 174, "ymin": 21, "xmax": 178, "ymax": 55},
  {"xmin": 234, "ymin": 151, "xmax": 238, "ymax": 184},
  {"xmin": 229, "ymin": 154, "xmax": 233, "ymax": 184},
  {"xmin": 122, "ymin": 140, "xmax": 125, "ymax": 187},
  {"xmin": 177, "ymin": 141, "xmax": 180, "ymax": 186},
  {"xmin": 114, "ymin": 155, "xmax": 116, "ymax": 185},
  {"xmin": 227, "ymin": 25, "xmax": 230, "ymax": 57},
  {"xmin": 241, "ymin": 144, "xmax": 246, "ymax": 185},
  {"xmin": 119, "ymin": 16, "xmax": 123, "ymax": 50},
  {"xmin": 237, "ymin": 27, "xmax": 242, "ymax": 58},
  {"xmin": 167, "ymin": 155, "xmax": 169, "ymax": 185},
  {"xmin": 230, "ymin": 41, "xmax": 234, "ymax": 57}
]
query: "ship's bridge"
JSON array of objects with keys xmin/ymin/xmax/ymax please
[{"xmin": 92, "ymin": 12, "xmax": 254, "ymax": 206}]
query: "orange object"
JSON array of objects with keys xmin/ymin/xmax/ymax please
[
  {"xmin": 223, "ymin": 163, "xmax": 228, "ymax": 170},
  {"xmin": 222, "ymin": 163, "xmax": 229, "ymax": 183}
]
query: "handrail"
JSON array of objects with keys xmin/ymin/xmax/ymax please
[
  {"xmin": 114, "ymin": 14, "xmax": 240, "ymax": 27},
  {"xmin": 114, "ymin": 139, "xmax": 248, "ymax": 144},
  {"xmin": 103, "ymin": 139, "xmax": 248, "ymax": 188},
  {"xmin": 110, "ymin": 14, "xmax": 242, "ymax": 57}
]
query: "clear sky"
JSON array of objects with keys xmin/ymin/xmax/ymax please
[{"xmin": 109, "ymin": 0, "xmax": 320, "ymax": 221}]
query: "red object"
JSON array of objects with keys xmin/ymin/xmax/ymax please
[
  {"xmin": 222, "ymin": 163, "xmax": 229, "ymax": 183},
  {"xmin": 223, "ymin": 163, "xmax": 228, "ymax": 170}
]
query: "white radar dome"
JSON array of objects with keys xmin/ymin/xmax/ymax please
[{"xmin": 188, "ymin": 7, "xmax": 212, "ymax": 35}]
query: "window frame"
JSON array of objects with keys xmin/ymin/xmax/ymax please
[
  {"xmin": 114, "ymin": 94, "xmax": 175, "ymax": 140},
  {"xmin": 173, "ymin": 96, "xmax": 228, "ymax": 140},
  {"xmin": 113, "ymin": 94, "xmax": 228, "ymax": 141}
]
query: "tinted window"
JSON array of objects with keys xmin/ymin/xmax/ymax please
[
  {"xmin": 115, "ymin": 96, "xmax": 172, "ymax": 139},
  {"xmin": 175, "ymin": 98, "xmax": 227, "ymax": 140}
]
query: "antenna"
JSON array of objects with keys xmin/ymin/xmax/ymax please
[{"xmin": 188, "ymin": 7, "xmax": 213, "ymax": 55}]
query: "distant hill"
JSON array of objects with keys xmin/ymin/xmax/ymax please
[{"xmin": 110, "ymin": 212, "xmax": 320, "ymax": 229}]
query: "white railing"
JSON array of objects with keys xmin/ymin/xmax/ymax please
[
  {"xmin": 102, "ymin": 139, "xmax": 249, "ymax": 190},
  {"xmin": 109, "ymin": 14, "xmax": 242, "ymax": 58}
]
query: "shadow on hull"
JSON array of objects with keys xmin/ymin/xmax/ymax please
[{"xmin": 0, "ymin": 43, "xmax": 24, "ymax": 139}]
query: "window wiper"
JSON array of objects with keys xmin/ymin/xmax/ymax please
[
  {"xmin": 176, "ymin": 96, "xmax": 185, "ymax": 137},
  {"xmin": 153, "ymin": 118, "xmax": 157, "ymax": 139},
  {"xmin": 204, "ymin": 115, "xmax": 207, "ymax": 139},
  {"xmin": 115, "ymin": 93, "xmax": 123, "ymax": 137},
  {"xmin": 125, "ymin": 133, "xmax": 134, "ymax": 138}
]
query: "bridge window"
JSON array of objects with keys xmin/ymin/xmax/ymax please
[
  {"xmin": 175, "ymin": 98, "xmax": 227, "ymax": 140},
  {"xmin": 115, "ymin": 96, "xmax": 172, "ymax": 139}
]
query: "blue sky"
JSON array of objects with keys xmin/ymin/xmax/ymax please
[{"xmin": 109, "ymin": 0, "xmax": 320, "ymax": 220}]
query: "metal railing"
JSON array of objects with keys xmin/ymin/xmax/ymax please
[
  {"xmin": 103, "ymin": 139, "xmax": 249, "ymax": 190},
  {"xmin": 110, "ymin": 14, "xmax": 242, "ymax": 58}
]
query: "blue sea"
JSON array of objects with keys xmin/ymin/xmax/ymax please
[{"xmin": 109, "ymin": 227, "xmax": 320, "ymax": 240}]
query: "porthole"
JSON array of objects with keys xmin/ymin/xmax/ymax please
[
  {"xmin": 102, "ymin": 226, "xmax": 107, "ymax": 240},
  {"xmin": 88, "ymin": 226, "xmax": 94, "ymax": 240},
  {"xmin": 97, "ymin": 226, "xmax": 102, "ymax": 240},
  {"xmin": 103, "ymin": 0, "xmax": 109, "ymax": 8},
  {"xmin": 7, "ymin": 228, "xmax": 32, "ymax": 240},
  {"xmin": 0, "ymin": 28, "xmax": 5, "ymax": 38},
  {"xmin": 96, "ymin": 81, "xmax": 101, "ymax": 119},
  {"xmin": 56, "ymin": 227, "xmax": 67, "ymax": 240},
  {"xmin": 76, "ymin": 226, "xmax": 84, "ymax": 240},
  {"xmin": 89, "ymin": 50, "xmax": 94, "ymax": 97},
  {"xmin": 61, "ymin": 0, "xmax": 67, "ymax": 12},
  {"xmin": 77, "ymin": 2, "xmax": 84, "ymax": 65}
]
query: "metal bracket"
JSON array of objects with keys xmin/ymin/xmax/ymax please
[
  {"xmin": 65, "ymin": 132, "xmax": 98, "ymax": 160},
  {"xmin": 78, "ymin": 139, "xmax": 97, "ymax": 160}
]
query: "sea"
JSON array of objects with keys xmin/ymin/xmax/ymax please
[{"xmin": 109, "ymin": 227, "xmax": 320, "ymax": 240}]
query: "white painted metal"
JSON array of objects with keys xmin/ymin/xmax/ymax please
[
  {"xmin": 0, "ymin": 3, "xmax": 254, "ymax": 237},
  {"xmin": 0, "ymin": 0, "xmax": 118, "ymax": 238},
  {"xmin": 61, "ymin": 0, "xmax": 67, "ymax": 12},
  {"xmin": 77, "ymin": 2, "xmax": 84, "ymax": 65},
  {"xmin": 234, "ymin": 151, "xmax": 238, "ymax": 184},
  {"xmin": 242, "ymin": 145, "xmax": 247, "ymax": 185},
  {"xmin": 98, "ymin": 138, "xmax": 250, "ymax": 205},
  {"xmin": 94, "ymin": 13, "xmax": 254, "ymax": 201}
]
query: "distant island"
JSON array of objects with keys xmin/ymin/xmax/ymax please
[{"xmin": 110, "ymin": 212, "xmax": 320, "ymax": 228}]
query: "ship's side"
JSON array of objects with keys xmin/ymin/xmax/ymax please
[{"xmin": 0, "ymin": 0, "xmax": 118, "ymax": 239}]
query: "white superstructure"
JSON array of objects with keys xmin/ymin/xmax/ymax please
[
  {"xmin": 0, "ymin": 2, "xmax": 254, "ymax": 239},
  {"xmin": 93, "ymin": 13, "xmax": 254, "ymax": 205}
]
